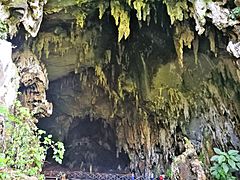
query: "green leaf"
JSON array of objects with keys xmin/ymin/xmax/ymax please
[
  {"xmin": 214, "ymin": 148, "xmax": 222, "ymax": 155},
  {"xmin": 236, "ymin": 163, "xmax": 240, "ymax": 169},
  {"xmin": 210, "ymin": 163, "xmax": 219, "ymax": 172},
  {"xmin": 230, "ymin": 155, "xmax": 238, "ymax": 162},
  {"xmin": 228, "ymin": 150, "xmax": 239, "ymax": 156},
  {"xmin": 0, "ymin": 153, "xmax": 6, "ymax": 168},
  {"xmin": 211, "ymin": 169, "xmax": 217, "ymax": 176},
  {"xmin": 228, "ymin": 159, "xmax": 237, "ymax": 170},
  {"xmin": 218, "ymin": 155, "xmax": 226, "ymax": 164},
  {"xmin": 221, "ymin": 163, "xmax": 229, "ymax": 174},
  {"xmin": 38, "ymin": 130, "xmax": 46, "ymax": 135},
  {"xmin": 210, "ymin": 155, "xmax": 219, "ymax": 162},
  {"xmin": 216, "ymin": 172, "xmax": 221, "ymax": 179},
  {"xmin": 235, "ymin": 155, "xmax": 240, "ymax": 161}
]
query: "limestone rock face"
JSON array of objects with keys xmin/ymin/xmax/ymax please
[
  {"xmin": 20, "ymin": 0, "xmax": 47, "ymax": 37},
  {"xmin": 171, "ymin": 139, "xmax": 206, "ymax": 180},
  {"xmin": 192, "ymin": 1, "xmax": 240, "ymax": 58},
  {"xmin": 0, "ymin": 40, "xmax": 19, "ymax": 108},
  {"xmin": 227, "ymin": 41, "xmax": 240, "ymax": 58},
  {"xmin": 13, "ymin": 49, "xmax": 52, "ymax": 118},
  {"xmin": 0, "ymin": 0, "xmax": 47, "ymax": 37},
  {"xmin": 0, "ymin": 40, "xmax": 19, "ymax": 154}
]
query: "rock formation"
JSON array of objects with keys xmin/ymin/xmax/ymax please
[
  {"xmin": 13, "ymin": 50, "xmax": 52, "ymax": 118},
  {"xmin": 0, "ymin": 39, "xmax": 19, "ymax": 168},
  {"xmin": 0, "ymin": 0, "xmax": 240, "ymax": 179}
]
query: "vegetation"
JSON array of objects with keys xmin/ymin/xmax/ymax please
[
  {"xmin": 210, "ymin": 148, "xmax": 240, "ymax": 180},
  {"xmin": 0, "ymin": 20, "xmax": 8, "ymax": 40},
  {"xmin": 0, "ymin": 101, "xmax": 65, "ymax": 180},
  {"xmin": 230, "ymin": 7, "xmax": 240, "ymax": 20},
  {"xmin": 165, "ymin": 168, "xmax": 173, "ymax": 179}
]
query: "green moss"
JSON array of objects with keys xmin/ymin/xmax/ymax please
[{"xmin": 32, "ymin": 32, "xmax": 66, "ymax": 59}]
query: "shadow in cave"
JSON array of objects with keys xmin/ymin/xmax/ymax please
[
  {"xmin": 37, "ymin": 73, "xmax": 130, "ymax": 174},
  {"xmin": 62, "ymin": 116, "xmax": 130, "ymax": 173},
  {"xmin": 40, "ymin": 116, "xmax": 130, "ymax": 173}
]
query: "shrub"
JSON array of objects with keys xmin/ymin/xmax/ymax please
[
  {"xmin": 210, "ymin": 148, "xmax": 240, "ymax": 180},
  {"xmin": 0, "ymin": 101, "xmax": 65, "ymax": 179}
]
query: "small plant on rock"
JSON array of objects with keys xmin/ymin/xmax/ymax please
[
  {"xmin": 210, "ymin": 148, "xmax": 240, "ymax": 180},
  {"xmin": 0, "ymin": 20, "xmax": 8, "ymax": 40}
]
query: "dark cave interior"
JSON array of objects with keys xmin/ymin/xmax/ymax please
[{"xmin": 38, "ymin": 73, "xmax": 130, "ymax": 173}]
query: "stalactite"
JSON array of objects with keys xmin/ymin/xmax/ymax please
[
  {"xmin": 193, "ymin": 36, "xmax": 199, "ymax": 64},
  {"xmin": 173, "ymin": 22, "xmax": 194, "ymax": 66},
  {"xmin": 208, "ymin": 29, "xmax": 217, "ymax": 57},
  {"xmin": 6, "ymin": 0, "xmax": 238, "ymax": 178},
  {"xmin": 162, "ymin": 0, "xmax": 189, "ymax": 24},
  {"xmin": 110, "ymin": 1, "xmax": 130, "ymax": 42}
]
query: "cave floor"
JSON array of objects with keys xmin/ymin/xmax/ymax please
[
  {"xmin": 43, "ymin": 162, "xmax": 137, "ymax": 180},
  {"xmin": 43, "ymin": 164, "xmax": 142, "ymax": 180},
  {"xmin": 43, "ymin": 164, "xmax": 167, "ymax": 180},
  {"xmin": 44, "ymin": 170, "xmax": 136, "ymax": 180}
]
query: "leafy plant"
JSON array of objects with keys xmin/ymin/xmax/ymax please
[
  {"xmin": 0, "ymin": 101, "xmax": 65, "ymax": 179},
  {"xmin": 166, "ymin": 168, "xmax": 173, "ymax": 178},
  {"xmin": 210, "ymin": 148, "xmax": 240, "ymax": 180},
  {"xmin": 199, "ymin": 151, "xmax": 206, "ymax": 164},
  {"xmin": 230, "ymin": 7, "xmax": 240, "ymax": 20},
  {"xmin": 0, "ymin": 20, "xmax": 8, "ymax": 40}
]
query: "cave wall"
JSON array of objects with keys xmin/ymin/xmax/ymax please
[{"xmin": 34, "ymin": 16, "xmax": 240, "ymax": 177}]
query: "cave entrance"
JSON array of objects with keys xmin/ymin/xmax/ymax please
[
  {"xmin": 40, "ymin": 114, "xmax": 130, "ymax": 173},
  {"xmin": 38, "ymin": 74, "xmax": 130, "ymax": 173},
  {"xmin": 63, "ymin": 116, "xmax": 129, "ymax": 173}
]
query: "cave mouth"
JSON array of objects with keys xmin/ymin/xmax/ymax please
[
  {"xmin": 63, "ymin": 116, "xmax": 130, "ymax": 173},
  {"xmin": 41, "ymin": 115, "xmax": 130, "ymax": 173},
  {"xmin": 37, "ymin": 73, "xmax": 130, "ymax": 173}
]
